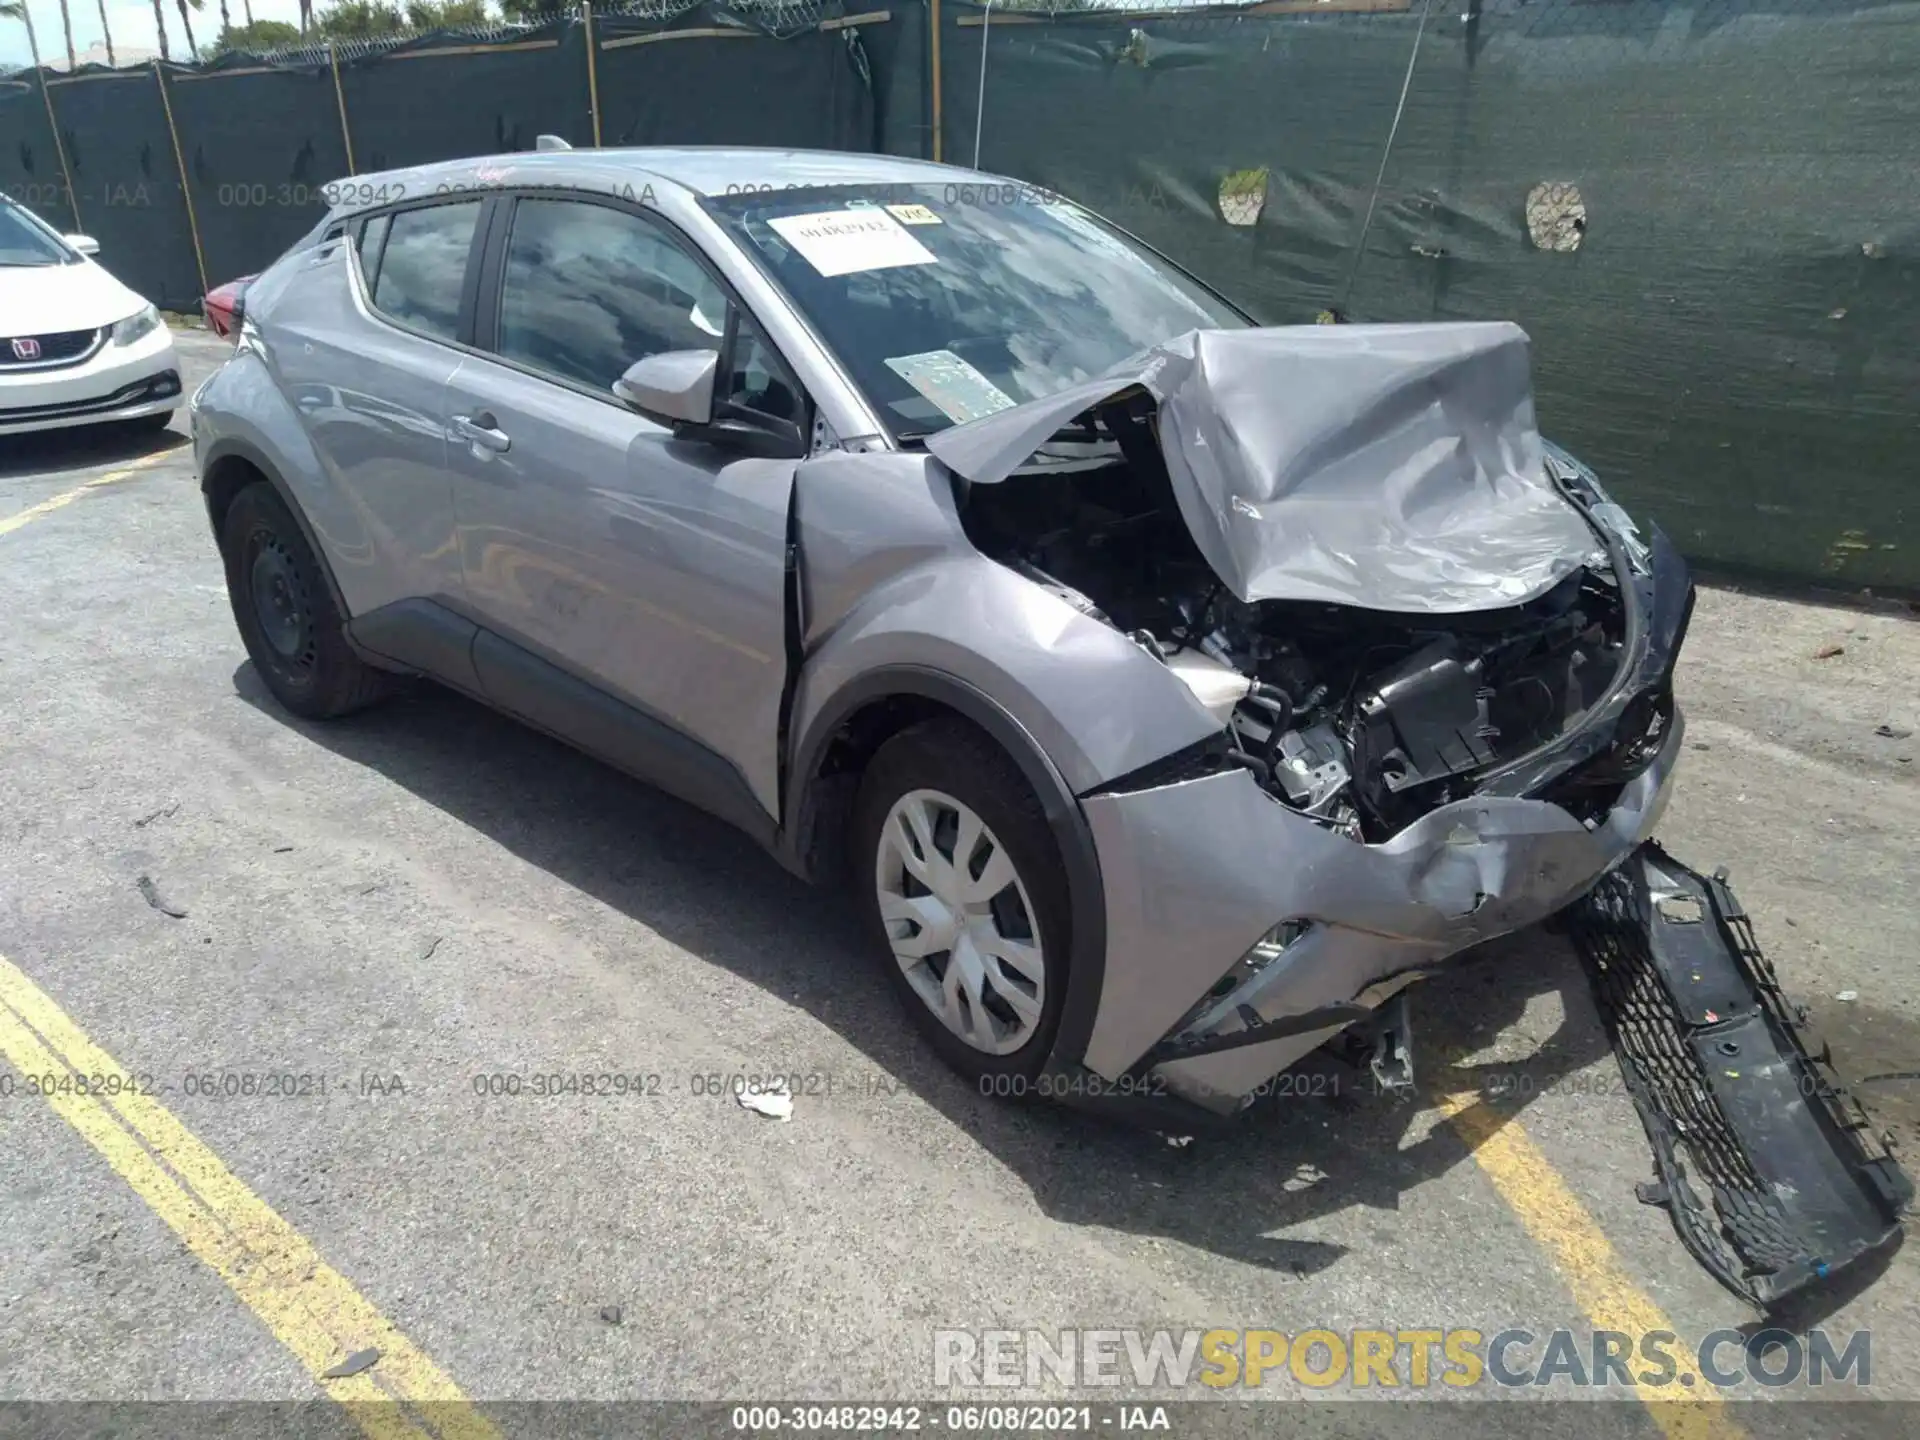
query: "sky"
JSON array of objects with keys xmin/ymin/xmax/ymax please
[{"xmin": 0, "ymin": 0, "xmax": 312, "ymax": 67}]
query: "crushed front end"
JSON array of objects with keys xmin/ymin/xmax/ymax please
[
  {"xmin": 1066, "ymin": 510, "xmax": 1692, "ymax": 1113},
  {"xmin": 925, "ymin": 321, "xmax": 1905, "ymax": 1303},
  {"xmin": 929, "ymin": 324, "xmax": 1695, "ymax": 1115}
]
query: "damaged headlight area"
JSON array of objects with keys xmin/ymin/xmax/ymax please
[
  {"xmin": 959, "ymin": 401, "xmax": 1656, "ymax": 841},
  {"xmin": 1545, "ymin": 440, "xmax": 1651, "ymax": 576}
]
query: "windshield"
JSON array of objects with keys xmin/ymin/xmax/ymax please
[
  {"xmin": 703, "ymin": 182, "xmax": 1248, "ymax": 440},
  {"xmin": 0, "ymin": 198, "xmax": 75, "ymax": 268}
]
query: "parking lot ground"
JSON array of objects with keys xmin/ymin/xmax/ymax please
[{"xmin": 0, "ymin": 329, "xmax": 1916, "ymax": 1438}]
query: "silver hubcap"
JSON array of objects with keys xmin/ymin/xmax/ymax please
[{"xmin": 874, "ymin": 788, "xmax": 1046, "ymax": 1055}]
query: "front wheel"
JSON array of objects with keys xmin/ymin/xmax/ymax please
[{"xmin": 851, "ymin": 719, "xmax": 1072, "ymax": 1082}]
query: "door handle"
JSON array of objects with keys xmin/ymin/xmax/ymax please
[{"xmin": 451, "ymin": 411, "xmax": 511, "ymax": 454}]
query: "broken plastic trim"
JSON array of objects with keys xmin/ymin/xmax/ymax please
[{"xmin": 1569, "ymin": 844, "xmax": 1911, "ymax": 1310}]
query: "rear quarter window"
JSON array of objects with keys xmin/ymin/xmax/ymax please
[
  {"xmin": 356, "ymin": 213, "xmax": 392, "ymax": 292},
  {"xmin": 366, "ymin": 201, "xmax": 482, "ymax": 343}
]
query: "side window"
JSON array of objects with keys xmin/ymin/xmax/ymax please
[
  {"xmin": 368, "ymin": 201, "xmax": 480, "ymax": 342},
  {"xmin": 496, "ymin": 198, "xmax": 730, "ymax": 392},
  {"xmin": 355, "ymin": 212, "xmax": 391, "ymax": 292}
]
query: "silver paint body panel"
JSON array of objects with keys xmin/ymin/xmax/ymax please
[
  {"xmin": 221, "ymin": 236, "xmax": 466, "ymax": 614},
  {"xmin": 788, "ymin": 450, "xmax": 1224, "ymax": 798},
  {"xmin": 444, "ymin": 349, "xmax": 795, "ymax": 817}
]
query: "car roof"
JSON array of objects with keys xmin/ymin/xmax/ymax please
[{"xmin": 330, "ymin": 147, "xmax": 1001, "ymax": 213}]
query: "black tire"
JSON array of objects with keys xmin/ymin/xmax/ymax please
[
  {"xmin": 851, "ymin": 718, "xmax": 1073, "ymax": 1083},
  {"xmin": 220, "ymin": 482, "xmax": 388, "ymax": 720}
]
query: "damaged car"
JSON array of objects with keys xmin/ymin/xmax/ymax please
[{"xmin": 193, "ymin": 149, "xmax": 1905, "ymax": 1304}]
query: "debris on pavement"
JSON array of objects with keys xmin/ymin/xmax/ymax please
[
  {"xmin": 419, "ymin": 936, "xmax": 442, "ymax": 961},
  {"xmin": 321, "ymin": 1348, "xmax": 380, "ymax": 1379},
  {"xmin": 1813, "ymin": 644, "xmax": 1845, "ymax": 659},
  {"xmin": 132, "ymin": 803, "xmax": 179, "ymax": 828},
  {"xmin": 273, "ymin": 845, "xmax": 294, "ymax": 854},
  {"xmin": 737, "ymin": 1078, "xmax": 793, "ymax": 1122},
  {"xmin": 135, "ymin": 875, "xmax": 187, "ymax": 919},
  {"xmin": 599, "ymin": 1305, "xmax": 623, "ymax": 1325},
  {"xmin": 1837, "ymin": 990, "xmax": 1859, "ymax": 1003},
  {"xmin": 1874, "ymin": 723, "xmax": 1913, "ymax": 739}
]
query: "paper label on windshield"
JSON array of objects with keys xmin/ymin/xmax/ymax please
[
  {"xmin": 886, "ymin": 204, "xmax": 943, "ymax": 226},
  {"xmin": 884, "ymin": 350, "xmax": 1017, "ymax": 425},
  {"xmin": 768, "ymin": 208, "xmax": 937, "ymax": 278}
]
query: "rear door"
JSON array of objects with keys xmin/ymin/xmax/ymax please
[
  {"xmin": 270, "ymin": 197, "xmax": 485, "ymax": 615},
  {"xmin": 442, "ymin": 191, "xmax": 808, "ymax": 828}
]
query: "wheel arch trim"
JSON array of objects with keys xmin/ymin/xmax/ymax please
[
  {"xmin": 783, "ymin": 664, "xmax": 1108, "ymax": 1069},
  {"xmin": 201, "ymin": 434, "xmax": 356, "ymax": 634}
]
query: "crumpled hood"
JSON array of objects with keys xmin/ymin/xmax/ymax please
[{"xmin": 925, "ymin": 321, "xmax": 1601, "ymax": 614}]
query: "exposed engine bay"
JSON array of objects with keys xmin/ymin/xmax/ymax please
[{"xmin": 956, "ymin": 395, "xmax": 1634, "ymax": 840}]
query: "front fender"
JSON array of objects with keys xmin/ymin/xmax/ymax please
[
  {"xmin": 790, "ymin": 449, "xmax": 1224, "ymax": 794},
  {"xmin": 793, "ymin": 555, "xmax": 1223, "ymax": 798}
]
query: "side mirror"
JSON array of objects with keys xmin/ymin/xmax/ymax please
[
  {"xmin": 66, "ymin": 234, "xmax": 101, "ymax": 257},
  {"xmin": 613, "ymin": 349, "xmax": 717, "ymax": 427}
]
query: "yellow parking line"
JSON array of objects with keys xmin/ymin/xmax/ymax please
[
  {"xmin": 0, "ymin": 444, "xmax": 181, "ymax": 538},
  {"xmin": 1437, "ymin": 1091, "xmax": 1746, "ymax": 1440},
  {"xmin": 0, "ymin": 953, "xmax": 497, "ymax": 1440}
]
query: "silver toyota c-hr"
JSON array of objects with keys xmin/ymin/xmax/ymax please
[{"xmin": 192, "ymin": 148, "xmax": 1691, "ymax": 1126}]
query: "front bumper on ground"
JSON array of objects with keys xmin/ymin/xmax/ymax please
[
  {"xmin": 0, "ymin": 325, "xmax": 180, "ymax": 436},
  {"xmin": 1571, "ymin": 846, "xmax": 1910, "ymax": 1309}
]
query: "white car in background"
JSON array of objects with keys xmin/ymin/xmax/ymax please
[{"xmin": 0, "ymin": 191, "xmax": 180, "ymax": 438}]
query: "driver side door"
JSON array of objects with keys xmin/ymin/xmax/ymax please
[{"xmin": 443, "ymin": 192, "xmax": 809, "ymax": 834}]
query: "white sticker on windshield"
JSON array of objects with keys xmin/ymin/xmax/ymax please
[
  {"xmin": 768, "ymin": 208, "xmax": 937, "ymax": 278},
  {"xmin": 884, "ymin": 350, "xmax": 1017, "ymax": 425}
]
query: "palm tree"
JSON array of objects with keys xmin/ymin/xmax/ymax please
[
  {"xmin": 94, "ymin": 0, "xmax": 114, "ymax": 64},
  {"xmin": 243, "ymin": 0, "xmax": 252, "ymax": 18},
  {"xmin": 217, "ymin": 0, "xmax": 229, "ymax": 41},
  {"xmin": 150, "ymin": 0, "xmax": 172, "ymax": 59},
  {"xmin": 173, "ymin": 0, "xmax": 202, "ymax": 59},
  {"xmin": 1, "ymin": 1, "xmax": 47, "ymax": 70},
  {"xmin": 0, "ymin": 0, "xmax": 33, "ymax": 53}
]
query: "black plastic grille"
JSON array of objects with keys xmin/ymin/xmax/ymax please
[
  {"xmin": 1572, "ymin": 869, "xmax": 1810, "ymax": 1283},
  {"xmin": 0, "ymin": 327, "xmax": 101, "ymax": 367}
]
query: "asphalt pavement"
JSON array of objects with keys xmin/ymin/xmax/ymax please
[{"xmin": 0, "ymin": 328, "xmax": 1916, "ymax": 1439}]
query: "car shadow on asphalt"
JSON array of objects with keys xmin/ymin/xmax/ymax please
[
  {"xmin": 236, "ymin": 666, "xmax": 1624, "ymax": 1280},
  {"xmin": 0, "ymin": 420, "xmax": 184, "ymax": 479}
]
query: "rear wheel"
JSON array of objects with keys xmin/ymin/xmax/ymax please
[
  {"xmin": 851, "ymin": 719, "xmax": 1071, "ymax": 1081},
  {"xmin": 220, "ymin": 482, "xmax": 388, "ymax": 720}
]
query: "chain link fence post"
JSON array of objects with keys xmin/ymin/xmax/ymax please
[
  {"xmin": 36, "ymin": 71, "xmax": 83, "ymax": 233},
  {"xmin": 330, "ymin": 43, "xmax": 358, "ymax": 176},
  {"xmin": 584, "ymin": 2, "xmax": 605, "ymax": 147},
  {"xmin": 152, "ymin": 60, "xmax": 209, "ymax": 302}
]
